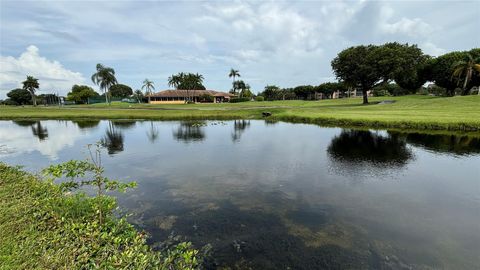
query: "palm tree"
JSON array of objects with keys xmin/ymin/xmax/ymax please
[
  {"xmin": 22, "ymin": 75, "xmax": 39, "ymax": 106},
  {"xmin": 91, "ymin": 63, "xmax": 117, "ymax": 104},
  {"xmin": 451, "ymin": 54, "xmax": 480, "ymax": 95},
  {"xmin": 228, "ymin": 68, "xmax": 240, "ymax": 95},
  {"xmin": 133, "ymin": 89, "xmax": 144, "ymax": 103},
  {"xmin": 142, "ymin": 79, "xmax": 155, "ymax": 103}
]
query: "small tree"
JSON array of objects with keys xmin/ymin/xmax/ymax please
[
  {"xmin": 142, "ymin": 79, "xmax": 155, "ymax": 103},
  {"xmin": 22, "ymin": 76, "xmax": 39, "ymax": 106},
  {"xmin": 91, "ymin": 63, "xmax": 117, "ymax": 104},
  {"xmin": 110, "ymin": 84, "xmax": 133, "ymax": 98},
  {"xmin": 43, "ymin": 143, "xmax": 136, "ymax": 225}
]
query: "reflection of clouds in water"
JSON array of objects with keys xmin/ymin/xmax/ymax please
[{"xmin": 0, "ymin": 121, "xmax": 84, "ymax": 160}]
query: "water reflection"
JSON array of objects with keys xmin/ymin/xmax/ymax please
[
  {"xmin": 391, "ymin": 132, "xmax": 480, "ymax": 156},
  {"xmin": 112, "ymin": 120, "xmax": 137, "ymax": 130},
  {"xmin": 328, "ymin": 129, "xmax": 413, "ymax": 166},
  {"xmin": 72, "ymin": 120, "xmax": 100, "ymax": 130},
  {"xmin": 231, "ymin": 120, "xmax": 250, "ymax": 142},
  {"xmin": 173, "ymin": 121, "xmax": 206, "ymax": 143},
  {"xmin": 146, "ymin": 121, "xmax": 159, "ymax": 143},
  {"xmin": 31, "ymin": 121, "xmax": 49, "ymax": 141},
  {"xmin": 12, "ymin": 120, "xmax": 37, "ymax": 127},
  {"xmin": 101, "ymin": 122, "xmax": 124, "ymax": 155}
]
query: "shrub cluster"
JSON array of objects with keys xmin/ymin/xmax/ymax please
[
  {"xmin": 230, "ymin": 97, "xmax": 250, "ymax": 103},
  {"xmin": 0, "ymin": 163, "xmax": 202, "ymax": 269}
]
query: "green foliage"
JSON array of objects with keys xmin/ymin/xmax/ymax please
[
  {"xmin": 91, "ymin": 63, "xmax": 117, "ymax": 104},
  {"xmin": 6, "ymin": 88, "xmax": 31, "ymax": 105},
  {"xmin": 168, "ymin": 72, "xmax": 206, "ymax": 90},
  {"xmin": 331, "ymin": 42, "xmax": 429, "ymax": 103},
  {"xmin": 230, "ymin": 97, "xmax": 250, "ymax": 103},
  {"xmin": 372, "ymin": 83, "xmax": 406, "ymax": 96},
  {"xmin": 255, "ymin": 96, "xmax": 265, "ymax": 101},
  {"xmin": 261, "ymin": 85, "xmax": 281, "ymax": 101},
  {"xmin": 109, "ymin": 84, "xmax": 133, "ymax": 98},
  {"xmin": 0, "ymin": 159, "xmax": 201, "ymax": 269},
  {"xmin": 142, "ymin": 79, "xmax": 155, "ymax": 102},
  {"xmin": 293, "ymin": 85, "xmax": 316, "ymax": 100},
  {"xmin": 22, "ymin": 75, "xmax": 40, "ymax": 106},
  {"xmin": 317, "ymin": 82, "xmax": 348, "ymax": 98},
  {"xmin": 67, "ymin": 85, "xmax": 99, "ymax": 104},
  {"xmin": 198, "ymin": 94, "xmax": 214, "ymax": 102},
  {"xmin": 133, "ymin": 89, "xmax": 145, "ymax": 103}
]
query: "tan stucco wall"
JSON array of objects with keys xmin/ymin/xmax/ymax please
[{"xmin": 149, "ymin": 100, "xmax": 185, "ymax": 104}]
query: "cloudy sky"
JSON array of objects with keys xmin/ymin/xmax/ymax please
[{"xmin": 0, "ymin": 0, "xmax": 478, "ymax": 98}]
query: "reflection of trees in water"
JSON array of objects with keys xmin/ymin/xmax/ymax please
[
  {"xmin": 73, "ymin": 120, "xmax": 100, "ymax": 129},
  {"xmin": 112, "ymin": 120, "xmax": 136, "ymax": 130},
  {"xmin": 146, "ymin": 121, "xmax": 159, "ymax": 143},
  {"xmin": 264, "ymin": 119, "xmax": 279, "ymax": 126},
  {"xmin": 390, "ymin": 132, "xmax": 480, "ymax": 156},
  {"xmin": 173, "ymin": 121, "xmax": 206, "ymax": 143},
  {"xmin": 12, "ymin": 120, "xmax": 37, "ymax": 127},
  {"xmin": 101, "ymin": 121, "xmax": 124, "ymax": 154},
  {"xmin": 231, "ymin": 120, "xmax": 250, "ymax": 142},
  {"xmin": 31, "ymin": 121, "xmax": 49, "ymax": 141},
  {"xmin": 328, "ymin": 129, "xmax": 412, "ymax": 166}
]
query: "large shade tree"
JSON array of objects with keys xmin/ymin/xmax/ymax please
[
  {"xmin": 109, "ymin": 84, "xmax": 133, "ymax": 98},
  {"xmin": 22, "ymin": 76, "xmax": 39, "ymax": 106},
  {"xmin": 331, "ymin": 43, "xmax": 429, "ymax": 103},
  {"xmin": 142, "ymin": 79, "xmax": 155, "ymax": 103},
  {"xmin": 6, "ymin": 88, "xmax": 31, "ymax": 105},
  {"xmin": 91, "ymin": 63, "xmax": 117, "ymax": 104},
  {"xmin": 331, "ymin": 45, "xmax": 383, "ymax": 104}
]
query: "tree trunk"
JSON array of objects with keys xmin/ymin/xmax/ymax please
[
  {"xmin": 31, "ymin": 92, "xmax": 37, "ymax": 107},
  {"xmin": 104, "ymin": 90, "xmax": 109, "ymax": 104},
  {"xmin": 362, "ymin": 89, "xmax": 369, "ymax": 104}
]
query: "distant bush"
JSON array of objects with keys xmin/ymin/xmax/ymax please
[
  {"xmin": 428, "ymin": 85, "xmax": 447, "ymax": 96},
  {"xmin": 230, "ymin": 97, "xmax": 250, "ymax": 103},
  {"xmin": 255, "ymin": 96, "xmax": 265, "ymax": 101},
  {"xmin": 199, "ymin": 94, "xmax": 214, "ymax": 103},
  {"xmin": 1, "ymin": 99, "xmax": 18, "ymax": 105}
]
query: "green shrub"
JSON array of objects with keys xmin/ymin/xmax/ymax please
[
  {"xmin": 0, "ymin": 160, "xmax": 202, "ymax": 270},
  {"xmin": 230, "ymin": 97, "xmax": 250, "ymax": 103},
  {"xmin": 255, "ymin": 96, "xmax": 265, "ymax": 101},
  {"xmin": 199, "ymin": 94, "xmax": 214, "ymax": 103}
]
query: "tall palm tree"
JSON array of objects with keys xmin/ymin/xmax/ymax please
[
  {"xmin": 142, "ymin": 79, "xmax": 155, "ymax": 103},
  {"xmin": 229, "ymin": 68, "xmax": 240, "ymax": 95},
  {"xmin": 91, "ymin": 63, "xmax": 117, "ymax": 104},
  {"xmin": 452, "ymin": 54, "xmax": 480, "ymax": 95},
  {"xmin": 22, "ymin": 75, "xmax": 39, "ymax": 106}
]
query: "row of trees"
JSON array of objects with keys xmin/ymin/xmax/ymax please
[{"xmin": 331, "ymin": 43, "xmax": 479, "ymax": 103}]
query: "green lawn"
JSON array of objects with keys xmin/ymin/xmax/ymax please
[{"xmin": 1, "ymin": 95, "xmax": 479, "ymax": 131}]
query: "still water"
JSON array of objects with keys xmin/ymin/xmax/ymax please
[{"xmin": 0, "ymin": 120, "xmax": 479, "ymax": 269}]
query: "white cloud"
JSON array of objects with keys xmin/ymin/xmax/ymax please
[
  {"xmin": 0, "ymin": 45, "xmax": 85, "ymax": 96},
  {"xmin": 421, "ymin": 42, "xmax": 446, "ymax": 57},
  {"xmin": 378, "ymin": 5, "xmax": 434, "ymax": 38}
]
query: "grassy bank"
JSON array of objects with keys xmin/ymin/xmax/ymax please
[
  {"xmin": 1, "ymin": 95, "xmax": 479, "ymax": 131},
  {"xmin": 0, "ymin": 163, "xmax": 200, "ymax": 269}
]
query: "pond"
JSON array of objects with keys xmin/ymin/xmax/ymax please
[{"xmin": 0, "ymin": 120, "xmax": 479, "ymax": 269}]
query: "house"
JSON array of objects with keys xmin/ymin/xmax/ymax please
[{"xmin": 148, "ymin": 90, "xmax": 235, "ymax": 104}]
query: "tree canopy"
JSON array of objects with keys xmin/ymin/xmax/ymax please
[
  {"xmin": 7, "ymin": 88, "xmax": 31, "ymax": 105},
  {"xmin": 109, "ymin": 84, "xmax": 133, "ymax": 98},
  {"xmin": 91, "ymin": 63, "xmax": 117, "ymax": 104},
  {"xmin": 22, "ymin": 75, "xmax": 40, "ymax": 106},
  {"xmin": 66, "ymin": 85, "xmax": 99, "ymax": 104},
  {"xmin": 168, "ymin": 72, "xmax": 205, "ymax": 90},
  {"xmin": 331, "ymin": 43, "xmax": 430, "ymax": 103}
]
